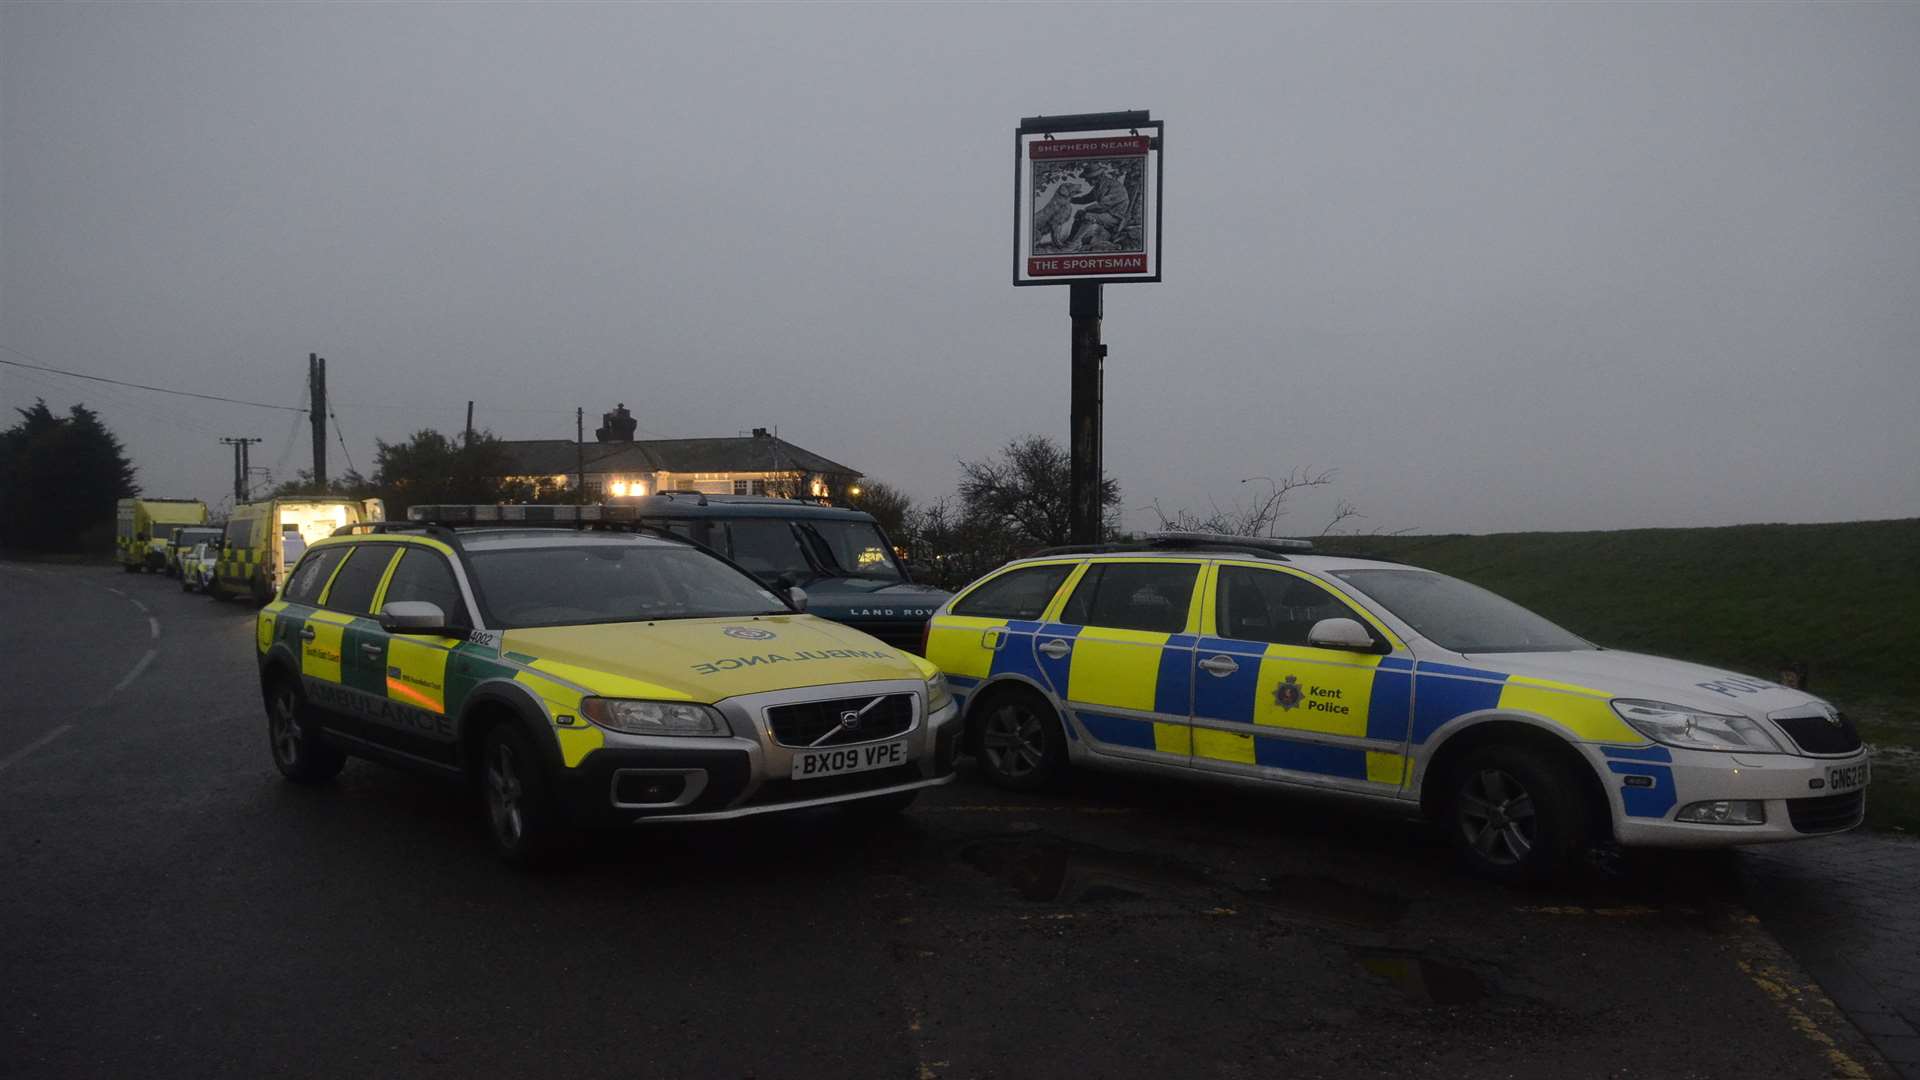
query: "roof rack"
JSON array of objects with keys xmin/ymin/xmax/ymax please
[{"xmin": 1032, "ymin": 531, "xmax": 1314, "ymax": 561}]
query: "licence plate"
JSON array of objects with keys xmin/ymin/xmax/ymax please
[
  {"xmin": 791, "ymin": 740, "xmax": 909, "ymax": 780},
  {"xmin": 1827, "ymin": 761, "xmax": 1870, "ymax": 793}
]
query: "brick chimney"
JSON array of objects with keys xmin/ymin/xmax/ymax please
[{"xmin": 596, "ymin": 403, "xmax": 638, "ymax": 442}]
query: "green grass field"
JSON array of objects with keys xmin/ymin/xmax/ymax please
[{"xmin": 1338, "ymin": 519, "xmax": 1920, "ymax": 833}]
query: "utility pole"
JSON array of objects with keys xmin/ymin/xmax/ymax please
[
  {"xmin": 1068, "ymin": 283, "xmax": 1105, "ymax": 545},
  {"xmin": 308, "ymin": 353, "xmax": 328, "ymax": 488},
  {"xmin": 220, "ymin": 437, "xmax": 262, "ymax": 502},
  {"xmin": 465, "ymin": 400, "xmax": 474, "ymax": 448},
  {"xmin": 575, "ymin": 407, "xmax": 585, "ymax": 503}
]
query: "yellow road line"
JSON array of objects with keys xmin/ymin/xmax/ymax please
[{"xmin": 1727, "ymin": 911, "xmax": 1875, "ymax": 1079}]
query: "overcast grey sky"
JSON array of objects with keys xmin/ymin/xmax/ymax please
[{"xmin": 4, "ymin": 2, "xmax": 1916, "ymax": 535}]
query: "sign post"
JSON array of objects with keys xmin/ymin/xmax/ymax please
[{"xmin": 1014, "ymin": 110, "xmax": 1163, "ymax": 544}]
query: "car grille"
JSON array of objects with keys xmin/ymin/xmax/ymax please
[
  {"xmin": 1772, "ymin": 711, "xmax": 1863, "ymax": 755},
  {"xmin": 1786, "ymin": 791, "xmax": 1866, "ymax": 834},
  {"xmin": 842, "ymin": 619, "xmax": 928, "ymax": 654},
  {"xmin": 766, "ymin": 693, "xmax": 915, "ymax": 748},
  {"xmin": 747, "ymin": 763, "xmax": 922, "ymax": 807}
]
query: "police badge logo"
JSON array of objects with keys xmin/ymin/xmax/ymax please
[
  {"xmin": 723, "ymin": 626, "xmax": 776, "ymax": 641},
  {"xmin": 1274, "ymin": 675, "xmax": 1303, "ymax": 711}
]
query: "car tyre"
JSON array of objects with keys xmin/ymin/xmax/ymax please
[
  {"xmin": 974, "ymin": 687, "xmax": 1066, "ymax": 792},
  {"xmin": 1445, "ymin": 743, "xmax": 1590, "ymax": 885},
  {"xmin": 266, "ymin": 678, "xmax": 346, "ymax": 784},
  {"xmin": 480, "ymin": 723, "xmax": 571, "ymax": 868}
]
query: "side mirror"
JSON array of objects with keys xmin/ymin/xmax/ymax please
[
  {"xmin": 1306, "ymin": 617, "xmax": 1378, "ymax": 652},
  {"xmin": 379, "ymin": 600, "xmax": 458, "ymax": 635},
  {"xmin": 784, "ymin": 586, "xmax": 809, "ymax": 612}
]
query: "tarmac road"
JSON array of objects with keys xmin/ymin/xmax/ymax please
[{"xmin": 0, "ymin": 561, "xmax": 1894, "ymax": 1079}]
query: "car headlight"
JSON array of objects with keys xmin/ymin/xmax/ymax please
[
  {"xmin": 580, "ymin": 698, "xmax": 731, "ymax": 737},
  {"xmin": 925, "ymin": 673, "xmax": 954, "ymax": 714},
  {"xmin": 1611, "ymin": 699, "xmax": 1784, "ymax": 754}
]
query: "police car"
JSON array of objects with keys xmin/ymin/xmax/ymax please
[
  {"xmin": 255, "ymin": 504, "xmax": 960, "ymax": 864},
  {"xmin": 926, "ymin": 534, "xmax": 1870, "ymax": 882}
]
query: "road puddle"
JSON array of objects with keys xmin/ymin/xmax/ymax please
[{"xmin": 1351, "ymin": 948, "xmax": 1487, "ymax": 1005}]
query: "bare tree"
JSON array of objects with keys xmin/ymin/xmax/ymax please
[{"xmin": 1148, "ymin": 467, "xmax": 1339, "ymax": 538}]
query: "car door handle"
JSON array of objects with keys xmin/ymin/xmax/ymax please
[
  {"xmin": 981, "ymin": 628, "xmax": 1006, "ymax": 651},
  {"xmin": 1038, "ymin": 638, "xmax": 1072, "ymax": 659},
  {"xmin": 1199, "ymin": 655, "xmax": 1239, "ymax": 677},
  {"xmin": 359, "ymin": 643, "xmax": 383, "ymax": 659},
  {"xmin": 299, "ymin": 626, "xmax": 317, "ymax": 642}
]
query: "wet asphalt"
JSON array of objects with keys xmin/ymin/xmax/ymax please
[{"xmin": 0, "ymin": 561, "xmax": 1894, "ymax": 1079}]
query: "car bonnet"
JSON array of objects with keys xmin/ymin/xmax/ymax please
[
  {"xmin": 1462, "ymin": 648, "xmax": 1823, "ymax": 718},
  {"xmin": 500, "ymin": 614, "xmax": 931, "ymax": 702}
]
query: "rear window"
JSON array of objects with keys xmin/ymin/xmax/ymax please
[
  {"xmin": 952, "ymin": 564, "xmax": 1074, "ymax": 621},
  {"xmin": 224, "ymin": 516, "xmax": 255, "ymax": 550}
]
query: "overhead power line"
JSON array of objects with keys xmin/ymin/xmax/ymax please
[
  {"xmin": 0, "ymin": 346, "xmax": 307, "ymax": 414},
  {"xmin": 329, "ymin": 408, "xmax": 359, "ymax": 478}
]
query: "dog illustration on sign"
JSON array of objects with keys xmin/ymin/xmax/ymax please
[{"xmin": 1030, "ymin": 158, "xmax": 1146, "ymax": 256}]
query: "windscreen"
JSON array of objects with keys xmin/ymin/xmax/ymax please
[
  {"xmin": 467, "ymin": 543, "xmax": 787, "ymax": 628},
  {"xmin": 1330, "ymin": 569, "xmax": 1594, "ymax": 654},
  {"xmin": 796, "ymin": 520, "xmax": 903, "ymax": 582}
]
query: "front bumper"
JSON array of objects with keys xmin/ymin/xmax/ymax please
[
  {"xmin": 1584, "ymin": 743, "xmax": 1870, "ymax": 848},
  {"xmin": 551, "ymin": 684, "xmax": 961, "ymax": 828}
]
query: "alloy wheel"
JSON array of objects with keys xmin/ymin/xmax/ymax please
[
  {"xmin": 982, "ymin": 702, "xmax": 1048, "ymax": 779},
  {"xmin": 486, "ymin": 742, "xmax": 525, "ymax": 847},
  {"xmin": 270, "ymin": 687, "xmax": 302, "ymax": 768},
  {"xmin": 1457, "ymin": 768, "xmax": 1537, "ymax": 865}
]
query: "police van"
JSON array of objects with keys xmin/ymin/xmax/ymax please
[
  {"xmin": 926, "ymin": 534, "xmax": 1871, "ymax": 882},
  {"xmin": 256, "ymin": 503, "xmax": 960, "ymax": 864},
  {"xmin": 213, "ymin": 496, "xmax": 384, "ymax": 603}
]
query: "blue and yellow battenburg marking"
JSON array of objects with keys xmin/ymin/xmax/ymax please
[
  {"xmin": 941, "ymin": 634, "xmax": 1649, "ymax": 793},
  {"xmin": 1601, "ymin": 744, "xmax": 1677, "ymax": 818},
  {"xmin": 1187, "ymin": 641, "xmax": 1412, "ymax": 785},
  {"xmin": 928, "ymin": 561, "xmax": 1651, "ymax": 795}
]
